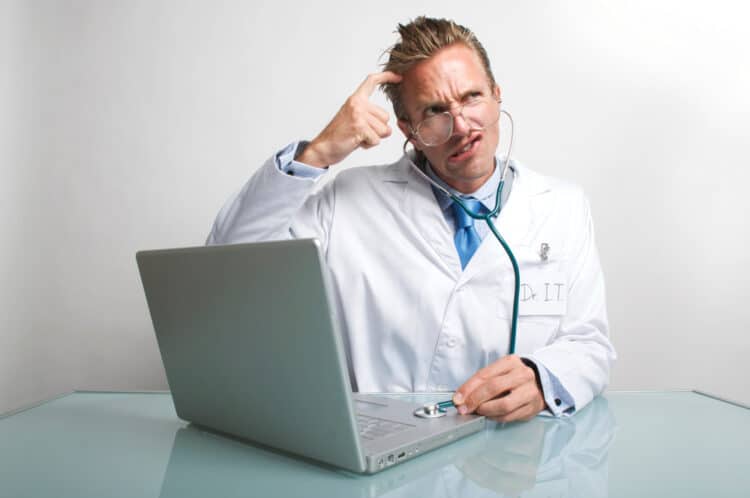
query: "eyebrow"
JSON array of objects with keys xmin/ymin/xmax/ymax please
[{"xmin": 415, "ymin": 88, "xmax": 485, "ymax": 116}]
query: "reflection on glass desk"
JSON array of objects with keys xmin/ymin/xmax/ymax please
[{"xmin": 1, "ymin": 391, "xmax": 748, "ymax": 498}]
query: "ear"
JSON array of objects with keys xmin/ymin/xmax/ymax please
[
  {"xmin": 397, "ymin": 119, "xmax": 422, "ymax": 151},
  {"xmin": 493, "ymin": 84, "xmax": 501, "ymax": 102}
]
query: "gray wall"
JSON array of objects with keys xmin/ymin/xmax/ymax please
[{"xmin": 2, "ymin": 0, "xmax": 748, "ymax": 414}]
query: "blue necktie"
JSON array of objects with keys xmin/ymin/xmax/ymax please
[{"xmin": 451, "ymin": 198, "xmax": 486, "ymax": 269}]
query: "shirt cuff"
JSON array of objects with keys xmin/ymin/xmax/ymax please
[
  {"xmin": 523, "ymin": 357, "xmax": 576, "ymax": 417},
  {"xmin": 275, "ymin": 141, "xmax": 328, "ymax": 179}
]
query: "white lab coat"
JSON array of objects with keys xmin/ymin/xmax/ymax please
[{"xmin": 207, "ymin": 151, "xmax": 616, "ymax": 412}]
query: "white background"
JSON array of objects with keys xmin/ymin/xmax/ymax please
[{"xmin": 2, "ymin": 0, "xmax": 748, "ymax": 414}]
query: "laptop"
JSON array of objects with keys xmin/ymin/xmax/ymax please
[{"xmin": 136, "ymin": 239, "xmax": 484, "ymax": 474}]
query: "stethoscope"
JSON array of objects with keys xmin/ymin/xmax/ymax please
[{"xmin": 408, "ymin": 108, "xmax": 521, "ymax": 419}]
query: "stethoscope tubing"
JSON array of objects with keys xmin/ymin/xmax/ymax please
[
  {"xmin": 405, "ymin": 108, "xmax": 520, "ymax": 356},
  {"xmin": 484, "ymin": 214, "xmax": 520, "ymax": 356}
]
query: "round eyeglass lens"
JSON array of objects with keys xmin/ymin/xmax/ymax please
[{"xmin": 416, "ymin": 98, "xmax": 500, "ymax": 146}]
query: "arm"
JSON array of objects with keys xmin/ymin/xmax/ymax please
[
  {"xmin": 524, "ymin": 195, "xmax": 615, "ymax": 411},
  {"xmin": 206, "ymin": 72, "xmax": 402, "ymax": 246},
  {"xmin": 205, "ymin": 141, "xmax": 327, "ymax": 245},
  {"xmin": 454, "ymin": 192, "xmax": 615, "ymax": 421}
]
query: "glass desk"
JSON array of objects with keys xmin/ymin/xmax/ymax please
[{"xmin": 1, "ymin": 391, "xmax": 748, "ymax": 497}]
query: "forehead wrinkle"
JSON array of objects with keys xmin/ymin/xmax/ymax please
[
  {"xmin": 404, "ymin": 45, "xmax": 490, "ymax": 116},
  {"xmin": 415, "ymin": 60, "xmax": 474, "ymax": 104}
]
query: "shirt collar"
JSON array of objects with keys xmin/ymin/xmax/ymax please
[{"xmin": 424, "ymin": 159, "xmax": 506, "ymax": 214}]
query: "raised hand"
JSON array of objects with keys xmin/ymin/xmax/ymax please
[{"xmin": 297, "ymin": 71, "xmax": 402, "ymax": 168}]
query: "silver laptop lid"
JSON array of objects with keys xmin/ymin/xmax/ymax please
[{"xmin": 136, "ymin": 239, "xmax": 366, "ymax": 472}]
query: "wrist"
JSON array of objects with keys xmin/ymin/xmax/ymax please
[
  {"xmin": 296, "ymin": 140, "xmax": 329, "ymax": 169},
  {"xmin": 520, "ymin": 357, "xmax": 546, "ymax": 405}
]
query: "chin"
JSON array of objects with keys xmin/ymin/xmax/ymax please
[
  {"xmin": 459, "ymin": 157, "xmax": 494, "ymax": 179},
  {"xmin": 429, "ymin": 152, "xmax": 494, "ymax": 188}
]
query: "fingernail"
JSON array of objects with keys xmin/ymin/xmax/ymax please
[
  {"xmin": 453, "ymin": 392, "xmax": 464, "ymax": 404},
  {"xmin": 458, "ymin": 405, "xmax": 468, "ymax": 415}
]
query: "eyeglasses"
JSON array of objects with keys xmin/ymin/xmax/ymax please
[{"xmin": 410, "ymin": 96, "xmax": 501, "ymax": 147}]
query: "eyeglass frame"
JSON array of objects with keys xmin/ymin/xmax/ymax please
[{"xmin": 406, "ymin": 96, "xmax": 503, "ymax": 148}]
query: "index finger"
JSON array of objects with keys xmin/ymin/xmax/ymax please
[
  {"xmin": 355, "ymin": 71, "xmax": 403, "ymax": 97},
  {"xmin": 453, "ymin": 356, "xmax": 517, "ymax": 404}
]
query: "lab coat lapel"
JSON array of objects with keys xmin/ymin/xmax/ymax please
[{"xmin": 391, "ymin": 159, "xmax": 462, "ymax": 276}]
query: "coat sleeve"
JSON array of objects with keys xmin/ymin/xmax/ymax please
[
  {"xmin": 205, "ymin": 148, "xmax": 336, "ymax": 251},
  {"xmin": 527, "ymin": 190, "xmax": 616, "ymax": 412}
]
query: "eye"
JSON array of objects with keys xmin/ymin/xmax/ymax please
[
  {"xmin": 464, "ymin": 91, "xmax": 483, "ymax": 103},
  {"xmin": 424, "ymin": 105, "xmax": 447, "ymax": 117}
]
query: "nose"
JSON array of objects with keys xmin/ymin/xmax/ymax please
[{"xmin": 451, "ymin": 109, "xmax": 471, "ymax": 137}]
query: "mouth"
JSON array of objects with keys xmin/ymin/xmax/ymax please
[{"xmin": 448, "ymin": 135, "xmax": 481, "ymax": 163}]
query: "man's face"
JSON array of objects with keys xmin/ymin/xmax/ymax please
[{"xmin": 397, "ymin": 43, "xmax": 500, "ymax": 194}]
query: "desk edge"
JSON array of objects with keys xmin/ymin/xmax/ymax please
[
  {"xmin": 0, "ymin": 391, "xmax": 74, "ymax": 419},
  {"xmin": 693, "ymin": 390, "xmax": 750, "ymax": 410}
]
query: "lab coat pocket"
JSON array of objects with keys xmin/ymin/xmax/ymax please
[
  {"xmin": 497, "ymin": 246, "xmax": 568, "ymax": 319},
  {"xmin": 495, "ymin": 246, "xmax": 566, "ymax": 354}
]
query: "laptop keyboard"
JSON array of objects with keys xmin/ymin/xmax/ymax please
[{"xmin": 356, "ymin": 414, "xmax": 412, "ymax": 441}]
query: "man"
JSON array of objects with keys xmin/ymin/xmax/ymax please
[{"xmin": 207, "ymin": 17, "xmax": 615, "ymax": 422}]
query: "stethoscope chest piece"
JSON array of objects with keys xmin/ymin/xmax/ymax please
[{"xmin": 413, "ymin": 404, "xmax": 447, "ymax": 419}]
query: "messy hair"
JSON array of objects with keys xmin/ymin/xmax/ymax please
[{"xmin": 381, "ymin": 17, "xmax": 497, "ymax": 121}]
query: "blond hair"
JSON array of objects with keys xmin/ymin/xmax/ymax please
[{"xmin": 381, "ymin": 17, "xmax": 497, "ymax": 121}]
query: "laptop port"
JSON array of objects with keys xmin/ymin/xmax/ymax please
[
  {"xmin": 387, "ymin": 454, "xmax": 395, "ymax": 464},
  {"xmin": 397, "ymin": 452, "xmax": 406, "ymax": 460}
]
